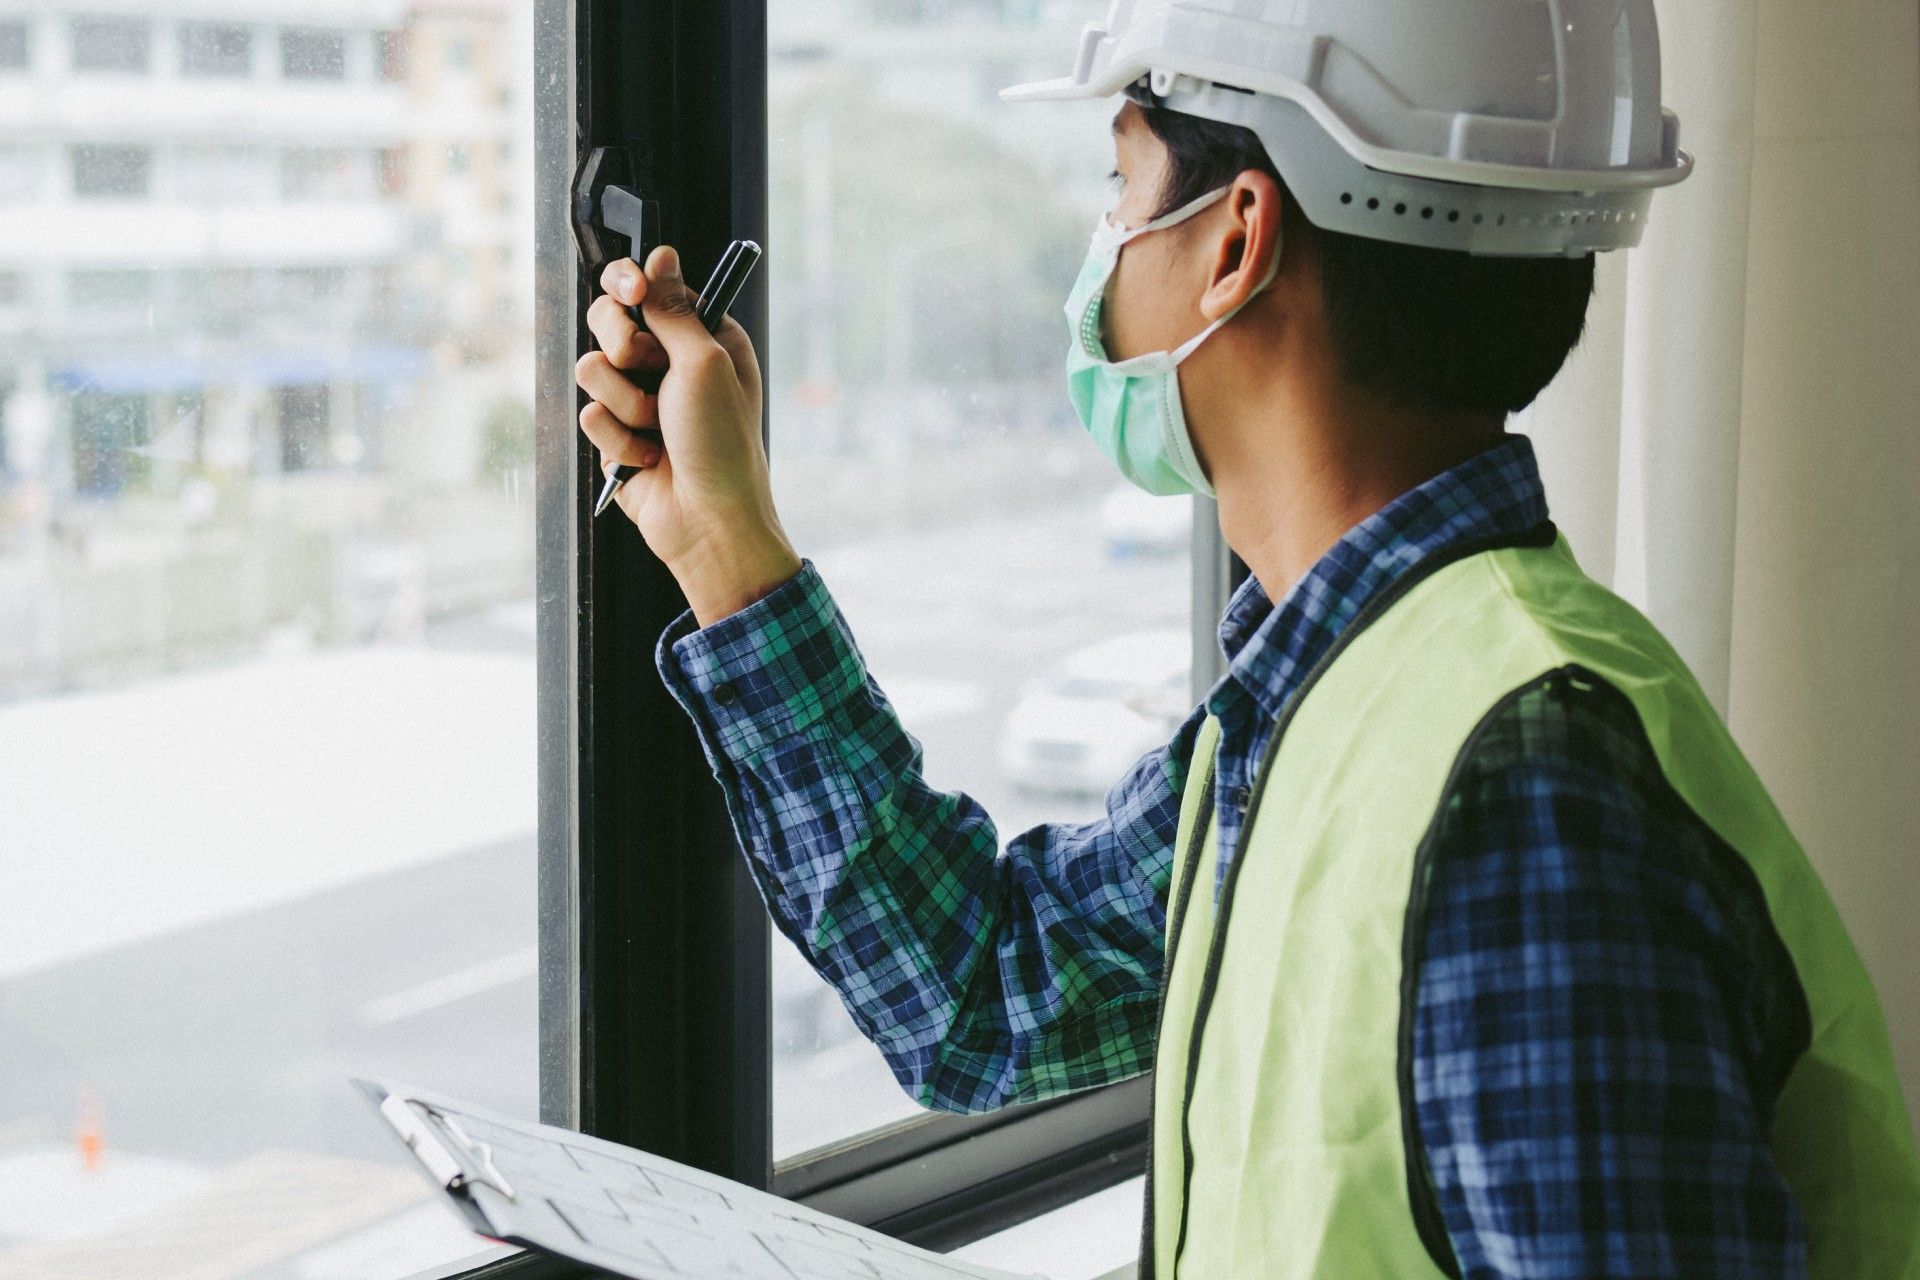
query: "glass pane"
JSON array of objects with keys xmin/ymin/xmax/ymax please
[
  {"xmin": 766, "ymin": 0, "xmax": 1193, "ymax": 1161},
  {"xmin": 0, "ymin": 4, "xmax": 539, "ymax": 1276}
]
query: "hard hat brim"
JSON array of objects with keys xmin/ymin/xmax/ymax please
[{"xmin": 998, "ymin": 74, "xmax": 1107, "ymax": 103}]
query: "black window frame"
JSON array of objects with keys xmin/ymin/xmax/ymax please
[{"xmin": 402, "ymin": 2, "xmax": 1247, "ymax": 1276}]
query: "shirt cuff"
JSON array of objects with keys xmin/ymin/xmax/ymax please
[{"xmin": 654, "ymin": 556, "xmax": 869, "ymax": 763}]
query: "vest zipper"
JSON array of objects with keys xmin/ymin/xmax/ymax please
[{"xmin": 1156, "ymin": 519, "xmax": 1558, "ymax": 1277}]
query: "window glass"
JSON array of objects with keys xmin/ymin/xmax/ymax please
[
  {"xmin": 69, "ymin": 143, "xmax": 150, "ymax": 199},
  {"xmin": 0, "ymin": 20, "xmax": 26, "ymax": 71},
  {"xmin": 180, "ymin": 21, "xmax": 253, "ymax": 78},
  {"xmin": 376, "ymin": 29, "xmax": 409, "ymax": 82},
  {"xmin": 66, "ymin": 266, "xmax": 156, "ymax": 310},
  {"xmin": 176, "ymin": 144, "xmax": 277, "ymax": 204},
  {"xmin": 281, "ymin": 146, "xmax": 378, "ymax": 201},
  {"xmin": 0, "ymin": 3, "xmax": 539, "ymax": 1276},
  {"xmin": 281, "ymin": 25, "xmax": 348, "ymax": 80},
  {"xmin": 69, "ymin": 16, "xmax": 150, "ymax": 74},
  {"xmin": 0, "ymin": 146, "xmax": 35, "ymax": 200},
  {"xmin": 765, "ymin": 0, "xmax": 1187, "ymax": 1160}
]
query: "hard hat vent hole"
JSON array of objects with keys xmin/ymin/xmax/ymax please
[
  {"xmin": 1472, "ymin": 213, "xmax": 1484, "ymax": 225},
  {"xmin": 1366, "ymin": 197, "xmax": 1380, "ymax": 210},
  {"xmin": 1447, "ymin": 210, "xmax": 1459, "ymax": 223},
  {"xmin": 1496, "ymin": 214, "xmax": 1507, "ymax": 226},
  {"xmin": 1393, "ymin": 201, "xmax": 1407, "ymax": 215},
  {"xmin": 1340, "ymin": 192, "xmax": 1353, "ymax": 205},
  {"xmin": 1420, "ymin": 207, "xmax": 1433, "ymax": 219}
]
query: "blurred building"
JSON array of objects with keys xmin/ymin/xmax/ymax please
[
  {"xmin": 0, "ymin": 0, "xmax": 535, "ymax": 696},
  {"xmin": 0, "ymin": 0, "xmax": 529, "ymax": 507}
]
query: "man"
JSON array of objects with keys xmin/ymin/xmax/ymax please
[{"xmin": 573, "ymin": 2, "xmax": 1920, "ymax": 1275}]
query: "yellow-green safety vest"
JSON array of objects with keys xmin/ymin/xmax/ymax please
[{"xmin": 1143, "ymin": 522, "xmax": 1920, "ymax": 1279}]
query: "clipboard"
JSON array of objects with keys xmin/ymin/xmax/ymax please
[{"xmin": 352, "ymin": 1076, "xmax": 1049, "ymax": 1280}]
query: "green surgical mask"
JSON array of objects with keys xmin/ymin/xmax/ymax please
[{"xmin": 1063, "ymin": 184, "xmax": 1281, "ymax": 498}]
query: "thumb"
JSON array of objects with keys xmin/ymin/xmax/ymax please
[{"xmin": 637, "ymin": 244, "xmax": 720, "ymax": 365}]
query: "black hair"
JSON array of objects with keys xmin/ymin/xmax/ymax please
[{"xmin": 1129, "ymin": 88, "xmax": 1595, "ymax": 418}]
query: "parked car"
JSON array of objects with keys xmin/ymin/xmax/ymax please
[{"xmin": 998, "ymin": 627, "xmax": 1192, "ymax": 798}]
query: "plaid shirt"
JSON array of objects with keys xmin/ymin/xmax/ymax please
[{"xmin": 655, "ymin": 432, "xmax": 1808, "ymax": 1278}]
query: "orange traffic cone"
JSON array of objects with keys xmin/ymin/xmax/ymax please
[{"xmin": 76, "ymin": 1086, "xmax": 104, "ymax": 1173}]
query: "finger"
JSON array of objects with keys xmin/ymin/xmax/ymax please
[
  {"xmin": 710, "ymin": 313, "xmax": 763, "ymax": 407},
  {"xmin": 579, "ymin": 400, "xmax": 662, "ymax": 467},
  {"xmin": 637, "ymin": 244, "xmax": 729, "ymax": 369},
  {"xmin": 585, "ymin": 294, "xmax": 668, "ymax": 372},
  {"xmin": 583, "ymin": 291, "xmax": 652, "ymax": 368},
  {"xmin": 600, "ymin": 446, "xmax": 659, "ymax": 480},
  {"xmin": 600, "ymin": 257, "xmax": 647, "ymax": 308},
  {"xmin": 574, "ymin": 351, "xmax": 660, "ymax": 428}
]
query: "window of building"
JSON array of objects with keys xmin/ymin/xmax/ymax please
[
  {"xmin": 175, "ymin": 144, "xmax": 275, "ymax": 204},
  {"xmin": 180, "ymin": 21, "xmax": 252, "ymax": 77},
  {"xmin": 66, "ymin": 267, "xmax": 156, "ymax": 310},
  {"xmin": 375, "ymin": 27, "xmax": 408, "ymax": 81},
  {"xmin": 275, "ymin": 264, "xmax": 350, "ymax": 306},
  {"xmin": 69, "ymin": 143, "xmax": 151, "ymax": 198},
  {"xmin": 70, "ymin": 390, "xmax": 151, "ymax": 497},
  {"xmin": 0, "ymin": 146, "xmax": 34, "ymax": 201},
  {"xmin": 69, "ymin": 15, "xmax": 150, "ymax": 73},
  {"xmin": 0, "ymin": 20, "xmax": 27, "ymax": 71},
  {"xmin": 275, "ymin": 381, "xmax": 331, "ymax": 471},
  {"xmin": 280, "ymin": 25, "xmax": 346, "ymax": 80},
  {"xmin": 280, "ymin": 146, "xmax": 368, "ymax": 200},
  {"xmin": 377, "ymin": 145, "xmax": 409, "ymax": 198}
]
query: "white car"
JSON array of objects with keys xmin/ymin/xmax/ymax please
[{"xmin": 999, "ymin": 627, "xmax": 1194, "ymax": 799}]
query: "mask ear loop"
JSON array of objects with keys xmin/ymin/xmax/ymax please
[
  {"xmin": 1093, "ymin": 184, "xmax": 1233, "ymax": 258},
  {"xmin": 1169, "ymin": 225, "xmax": 1285, "ymax": 364}
]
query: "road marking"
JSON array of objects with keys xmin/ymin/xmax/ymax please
[{"xmin": 360, "ymin": 946, "xmax": 538, "ymax": 1027}]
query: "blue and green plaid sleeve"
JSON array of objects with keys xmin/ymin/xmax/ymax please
[{"xmin": 654, "ymin": 557, "xmax": 1204, "ymax": 1112}]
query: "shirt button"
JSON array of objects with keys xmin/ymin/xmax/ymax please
[
  {"xmin": 713, "ymin": 682, "xmax": 738, "ymax": 706},
  {"xmin": 1231, "ymin": 784, "xmax": 1250, "ymax": 811}
]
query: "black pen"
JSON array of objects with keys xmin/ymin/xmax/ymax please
[{"xmin": 593, "ymin": 239, "xmax": 763, "ymax": 517}]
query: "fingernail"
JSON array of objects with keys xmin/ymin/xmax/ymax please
[
  {"xmin": 659, "ymin": 245, "xmax": 679, "ymax": 279},
  {"xmin": 614, "ymin": 269, "xmax": 636, "ymax": 298}
]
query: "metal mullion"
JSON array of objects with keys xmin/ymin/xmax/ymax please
[{"xmin": 534, "ymin": 0, "xmax": 584, "ymax": 1145}]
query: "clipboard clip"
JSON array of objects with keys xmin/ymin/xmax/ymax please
[{"xmin": 380, "ymin": 1093, "xmax": 518, "ymax": 1203}]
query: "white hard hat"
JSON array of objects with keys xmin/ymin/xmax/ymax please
[{"xmin": 1002, "ymin": 0, "xmax": 1693, "ymax": 256}]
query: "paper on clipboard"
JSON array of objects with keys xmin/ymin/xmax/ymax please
[{"xmin": 353, "ymin": 1076, "xmax": 1052, "ymax": 1280}]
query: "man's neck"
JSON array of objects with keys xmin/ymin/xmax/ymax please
[{"xmin": 1210, "ymin": 381, "xmax": 1505, "ymax": 608}]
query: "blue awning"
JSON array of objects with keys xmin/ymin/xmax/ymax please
[{"xmin": 51, "ymin": 344, "xmax": 432, "ymax": 394}]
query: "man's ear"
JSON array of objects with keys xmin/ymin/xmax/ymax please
[{"xmin": 1199, "ymin": 170, "xmax": 1285, "ymax": 322}]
